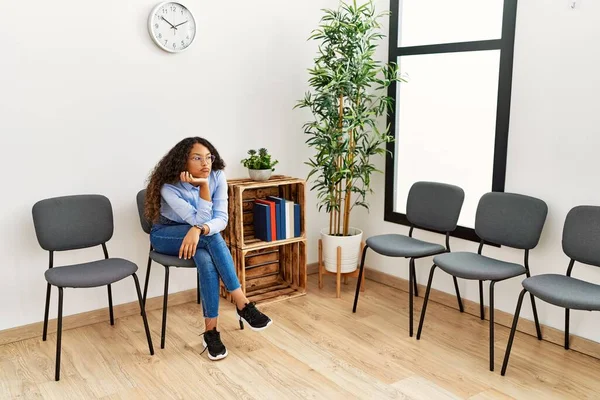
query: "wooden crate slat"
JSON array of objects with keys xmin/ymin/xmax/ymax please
[
  {"xmin": 245, "ymin": 283, "xmax": 290, "ymax": 297},
  {"xmin": 283, "ymin": 244, "xmax": 292, "ymax": 284},
  {"xmin": 247, "ymin": 287, "xmax": 298, "ymax": 303},
  {"xmin": 292, "ymin": 242, "xmax": 299, "ymax": 288},
  {"xmin": 298, "ymin": 182, "xmax": 306, "ymax": 237},
  {"xmin": 242, "ymin": 200, "xmax": 254, "ymax": 212},
  {"xmin": 242, "ymin": 236, "xmax": 305, "ymax": 251},
  {"xmin": 245, "ymin": 262, "xmax": 279, "ymax": 278},
  {"xmin": 244, "ymin": 278, "xmax": 287, "ymax": 294},
  {"xmin": 252, "ymin": 291, "xmax": 305, "ymax": 306},
  {"xmin": 245, "ymin": 274, "xmax": 281, "ymax": 291},
  {"xmin": 299, "ymin": 241, "xmax": 307, "ymax": 292},
  {"xmin": 240, "ymin": 187, "xmax": 279, "ymax": 200}
]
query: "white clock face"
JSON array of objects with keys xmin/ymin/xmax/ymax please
[{"xmin": 148, "ymin": 2, "xmax": 196, "ymax": 53}]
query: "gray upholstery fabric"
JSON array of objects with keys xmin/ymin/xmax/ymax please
[
  {"xmin": 406, "ymin": 182, "xmax": 465, "ymax": 232},
  {"xmin": 366, "ymin": 234, "xmax": 445, "ymax": 258},
  {"xmin": 523, "ymin": 274, "xmax": 600, "ymax": 311},
  {"xmin": 136, "ymin": 189, "xmax": 152, "ymax": 235},
  {"xmin": 44, "ymin": 258, "xmax": 137, "ymax": 288},
  {"xmin": 562, "ymin": 206, "xmax": 600, "ymax": 267},
  {"xmin": 150, "ymin": 251, "xmax": 196, "ymax": 268},
  {"xmin": 433, "ymin": 252, "xmax": 526, "ymax": 281},
  {"xmin": 475, "ymin": 192, "xmax": 547, "ymax": 250},
  {"xmin": 32, "ymin": 195, "xmax": 114, "ymax": 251}
]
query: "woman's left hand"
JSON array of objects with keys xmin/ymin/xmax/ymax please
[{"xmin": 179, "ymin": 226, "xmax": 201, "ymax": 259}]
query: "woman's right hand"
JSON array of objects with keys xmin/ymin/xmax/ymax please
[
  {"xmin": 179, "ymin": 226, "xmax": 201, "ymax": 259},
  {"xmin": 180, "ymin": 171, "xmax": 208, "ymax": 186}
]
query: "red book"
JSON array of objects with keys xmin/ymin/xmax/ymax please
[{"xmin": 255, "ymin": 199, "xmax": 277, "ymax": 241}]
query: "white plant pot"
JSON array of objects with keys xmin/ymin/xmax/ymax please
[
  {"xmin": 320, "ymin": 227, "xmax": 363, "ymax": 273},
  {"xmin": 248, "ymin": 168, "xmax": 272, "ymax": 181}
]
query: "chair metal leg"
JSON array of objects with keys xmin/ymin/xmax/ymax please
[
  {"xmin": 142, "ymin": 254, "xmax": 152, "ymax": 311},
  {"xmin": 452, "ymin": 276, "xmax": 464, "ymax": 312},
  {"xmin": 565, "ymin": 309, "xmax": 570, "ymax": 350},
  {"xmin": 161, "ymin": 266, "xmax": 170, "ymax": 349},
  {"xmin": 43, "ymin": 283, "xmax": 51, "ymax": 341},
  {"xmin": 55, "ymin": 287, "xmax": 64, "ymax": 381},
  {"xmin": 409, "ymin": 258, "xmax": 414, "ymax": 337},
  {"xmin": 132, "ymin": 273, "xmax": 154, "ymax": 356},
  {"xmin": 501, "ymin": 288, "xmax": 527, "ymax": 376},
  {"xmin": 530, "ymin": 294, "xmax": 542, "ymax": 340},
  {"xmin": 411, "ymin": 260, "xmax": 418, "ymax": 297},
  {"xmin": 489, "ymin": 281, "xmax": 496, "ymax": 371},
  {"xmin": 352, "ymin": 245, "xmax": 369, "ymax": 313},
  {"xmin": 196, "ymin": 271, "xmax": 201, "ymax": 305},
  {"xmin": 479, "ymin": 280, "xmax": 485, "ymax": 320},
  {"xmin": 525, "ymin": 269, "xmax": 542, "ymax": 340},
  {"xmin": 107, "ymin": 284, "xmax": 114, "ymax": 326},
  {"xmin": 416, "ymin": 264, "xmax": 437, "ymax": 340}
]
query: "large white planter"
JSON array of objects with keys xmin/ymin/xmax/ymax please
[
  {"xmin": 320, "ymin": 227, "xmax": 363, "ymax": 273},
  {"xmin": 248, "ymin": 168, "xmax": 272, "ymax": 181}
]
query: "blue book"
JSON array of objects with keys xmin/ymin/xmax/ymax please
[
  {"xmin": 266, "ymin": 196, "xmax": 286, "ymax": 240},
  {"xmin": 294, "ymin": 203, "xmax": 301, "ymax": 237},
  {"xmin": 253, "ymin": 203, "xmax": 272, "ymax": 242},
  {"xmin": 274, "ymin": 203, "xmax": 281, "ymax": 240}
]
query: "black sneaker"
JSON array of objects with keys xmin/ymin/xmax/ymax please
[
  {"xmin": 237, "ymin": 302, "xmax": 273, "ymax": 331},
  {"xmin": 200, "ymin": 328, "xmax": 228, "ymax": 360}
]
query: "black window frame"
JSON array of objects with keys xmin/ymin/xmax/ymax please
[{"xmin": 384, "ymin": 0, "xmax": 518, "ymax": 242}]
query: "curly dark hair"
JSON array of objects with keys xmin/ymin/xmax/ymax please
[{"xmin": 144, "ymin": 137, "xmax": 226, "ymax": 223}]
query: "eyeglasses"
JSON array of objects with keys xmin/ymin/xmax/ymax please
[{"xmin": 190, "ymin": 155, "xmax": 216, "ymax": 164}]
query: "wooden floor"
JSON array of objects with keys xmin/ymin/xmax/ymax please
[{"xmin": 2, "ymin": 275, "xmax": 600, "ymax": 399}]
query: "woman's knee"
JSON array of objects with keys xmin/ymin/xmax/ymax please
[
  {"xmin": 194, "ymin": 249, "xmax": 216, "ymax": 272},
  {"xmin": 203, "ymin": 232, "xmax": 227, "ymax": 247}
]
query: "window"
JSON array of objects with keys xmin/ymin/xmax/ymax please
[{"xmin": 385, "ymin": 0, "xmax": 517, "ymax": 241}]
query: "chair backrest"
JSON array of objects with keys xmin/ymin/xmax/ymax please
[
  {"xmin": 136, "ymin": 189, "xmax": 152, "ymax": 234},
  {"xmin": 475, "ymin": 192, "xmax": 547, "ymax": 250},
  {"xmin": 406, "ymin": 181, "xmax": 465, "ymax": 233},
  {"xmin": 32, "ymin": 195, "xmax": 114, "ymax": 252},
  {"xmin": 563, "ymin": 206, "xmax": 600, "ymax": 267}
]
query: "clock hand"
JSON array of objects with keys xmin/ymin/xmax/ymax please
[
  {"xmin": 161, "ymin": 16, "xmax": 177, "ymax": 30},
  {"xmin": 173, "ymin": 20, "xmax": 188, "ymax": 28}
]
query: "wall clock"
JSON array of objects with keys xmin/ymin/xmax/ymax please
[{"xmin": 148, "ymin": 2, "xmax": 196, "ymax": 53}]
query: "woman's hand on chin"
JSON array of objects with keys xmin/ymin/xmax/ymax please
[{"xmin": 180, "ymin": 171, "xmax": 208, "ymax": 186}]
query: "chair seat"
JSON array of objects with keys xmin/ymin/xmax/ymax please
[
  {"xmin": 366, "ymin": 234, "xmax": 445, "ymax": 258},
  {"xmin": 433, "ymin": 252, "xmax": 526, "ymax": 281},
  {"xmin": 45, "ymin": 258, "xmax": 137, "ymax": 288},
  {"xmin": 150, "ymin": 251, "xmax": 196, "ymax": 268},
  {"xmin": 523, "ymin": 274, "xmax": 600, "ymax": 311}
]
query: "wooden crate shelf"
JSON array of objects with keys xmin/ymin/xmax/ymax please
[
  {"xmin": 223, "ymin": 175, "xmax": 306, "ymax": 250},
  {"xmin": 221, "ymin": 175, "xmax": 307, "ymax": 305}
]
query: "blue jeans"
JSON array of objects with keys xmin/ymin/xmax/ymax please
[{"xmin": 150, "ymin": 224, "xmax": 241, "ymax": 318}]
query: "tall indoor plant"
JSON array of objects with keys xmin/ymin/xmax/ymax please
[{"xmin": 296, "ymin": 0, "xmax": 403, "ymax": 272}]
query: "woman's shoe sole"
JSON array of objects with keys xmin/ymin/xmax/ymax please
[
  {"xmin": 239, "ymin": 317, "xmax": 273, "ymax": 332},
  {"xmin": 202, "ymin": 339, "xmax": 228, "ymax": 360}
]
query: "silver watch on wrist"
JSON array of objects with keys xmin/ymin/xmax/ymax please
[{"xmin": 194, "ymin": 225, "xmax": 205, "ymax": 235}]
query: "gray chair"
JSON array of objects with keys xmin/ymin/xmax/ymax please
[
  {"xmin": 353, "ymin": 181, "xmax": 465, "ymax": 337},
  {"xmin": 32, "ymin": 195, "xmax": 154, "ymax": 381},
  {"xmin": 416, "ymin": 192, "xmax": 547, "ymax": 372},
  {"xmin": 502, "ymin": 205, "xmax": 600, "ymax": 375},
  {"xmin": 136, "ymin": 189, "xmax": 200, "ymax": 349}
]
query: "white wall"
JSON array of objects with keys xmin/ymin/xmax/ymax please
[
  {"xmin": 0, "ymin": 0, "xmax": 338, "ymax": 331},
  {"xmin": 357, "ymin": 0, "xmax": 600, "ymax": 342}
]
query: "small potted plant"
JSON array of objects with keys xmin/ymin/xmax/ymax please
[{"xmin": 241, "ymin": 148, "xmax": 279, "ymax": 181}]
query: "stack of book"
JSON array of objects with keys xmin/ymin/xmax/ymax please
[{"xmin": 252, "ymin": 196, "xmax": 301, "ymax": 242}]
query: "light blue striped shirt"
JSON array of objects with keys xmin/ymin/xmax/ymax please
[{"xmin": 159, "ymin": 170, "xmax": 228, "ymax": 236}]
